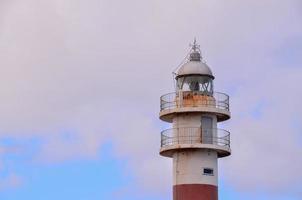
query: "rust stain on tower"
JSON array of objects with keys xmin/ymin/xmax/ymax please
[{"xmin": 159, "ymin": 39, "xmax": 231, "ymax": 200}]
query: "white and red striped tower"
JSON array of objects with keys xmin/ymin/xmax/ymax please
[{"xmin": 159, "ymin": 40, "xmax": 231, "ymax": 200}]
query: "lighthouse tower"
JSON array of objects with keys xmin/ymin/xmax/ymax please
[{"xmin": 159, "ymin": 40, "xmax": 231, "ymax": 200}]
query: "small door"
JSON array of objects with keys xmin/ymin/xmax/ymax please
[{"xmin": 201, "ymin": 117, "xmax": 213, "ymax": 144}]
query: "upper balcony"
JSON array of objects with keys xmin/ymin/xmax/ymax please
[
  {"xmin": 160, "ymin": 127, "xmax": 231, "ymax": 158},
  {"xmin": 159, "ymin": 91, "xmax": 230, "ymax": 122}
]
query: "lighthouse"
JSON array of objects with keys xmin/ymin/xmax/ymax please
[{"xmin": 159, "ymin": 40, "xmax": 231, "ymax": 200}]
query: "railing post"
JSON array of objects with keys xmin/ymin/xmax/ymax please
[
  {"xmin": 177, "ymin": 127, "xmax": 179, "ymax": 144},
  {"xmin": 178, "ymin": 91, "xmax": 183, "ymax": 108}
]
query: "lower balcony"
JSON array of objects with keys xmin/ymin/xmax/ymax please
[{"xmin": 160, "ymin": 127, "xmax": 231, "ymax": 158}]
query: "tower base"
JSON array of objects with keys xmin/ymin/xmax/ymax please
[{"xmin": 173, "ymin": 184, "xmax": 218, "ymax": 200}]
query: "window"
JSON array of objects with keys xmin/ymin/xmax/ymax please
[
  {"xmin": 203, "ymin": 168, "xmax": 214, "ymax": 176},
  {"xmin": 176, "ymin": 75, "xmax": 214, "ymax": 95}
]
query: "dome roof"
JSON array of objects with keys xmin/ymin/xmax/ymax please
[
  {"xmin": 176, "ymin": 61, "xmax": 214, "ymax": 79},
  {"xmin": 175, "ymin": 39, "xmax": 214, "ymax": 79}
]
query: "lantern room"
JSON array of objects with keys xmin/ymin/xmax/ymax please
[{"xmin": 175, "ymin": 41, "xmax": 214, "ymax": 96}]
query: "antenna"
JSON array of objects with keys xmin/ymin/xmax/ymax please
[
  {"xmin": 190, "ymin": 37, "xmax": 200, "ymax": 52},
  {"xmin": 189, "ymin": 38, "xmax": 202, "ymax": 61}
]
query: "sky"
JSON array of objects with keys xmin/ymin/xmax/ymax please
[{"xmin": 0, "ymin": 0, "xmax": 301, "ymax": 199}]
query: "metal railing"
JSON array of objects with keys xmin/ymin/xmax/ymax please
[
  {"xmin": 160, "ymin": 91, "xmax": 229, "ymax": 111},
  {"xmin": 161, "ymin": 127, "xmax": 230, "ymax": 148}
]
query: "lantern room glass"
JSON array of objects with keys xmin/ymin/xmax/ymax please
[{"xmin": 176, "ymin": 75, "xmax": 214, "ymax": 95}]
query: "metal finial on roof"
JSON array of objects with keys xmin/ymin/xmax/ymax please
[
  {"xmin": 191, "ymin": 38, "xmax": 199, "ymax": 51},
  {"xmin": 189, "ymin": 38, "xmax": 201, "ymax": 61}
]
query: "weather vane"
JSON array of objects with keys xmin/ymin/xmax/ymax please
[
  {"xmin": 190, "ymin": 37, "xmax": 200, "ymax": 52},
  {"xmin": 189, "ymin": 38, "xmax": 202, "ymax": 61}
]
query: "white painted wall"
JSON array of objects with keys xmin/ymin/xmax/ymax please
[
  {"xmin": 172, "ymin": 114, "xmax": 218, "ymax": 143},
  {"xmin": 171, "ymin": 113, "xmax": 219, "ymax": 186},
  {"xmin": 173, "ymin": 149, "xmax": 218, "ymax": 186},
  {"xmin": 172, "ymin": 113, "xmax": 217, "ymax": 129}
]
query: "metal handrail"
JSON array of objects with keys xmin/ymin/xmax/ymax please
[
  {"xmin": 161, "ymin": 127, "xmax": 230, "ymax": 148},
  {"xmin": 160, "ymin": 91, "xmax": 230, "ymax": 111}
]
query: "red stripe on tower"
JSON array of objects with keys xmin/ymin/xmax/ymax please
[{"xmin": 173, "ymin": 184, "xmax": 218, "ymax": 200}]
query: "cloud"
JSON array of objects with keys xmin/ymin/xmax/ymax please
[
  {"xmin": 0, "ymin": 0, "xmax": 301, "ymax": 197},
  {"xmin": 220, "ymin": 64, "xmax": 302, "ymax": 193},
  {"xmin": 0, "ymin": 173, "xmax": 23, "ymax": 190}
]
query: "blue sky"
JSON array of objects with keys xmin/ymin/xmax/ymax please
[
  {"xmin": 0, "ymin": 142, "xmax": 300, "ymax": 200},
  {"xmin": 0, "ymin": 0, "xmax": 301, "ymax": 199}
]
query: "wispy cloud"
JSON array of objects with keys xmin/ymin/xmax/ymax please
[{"xmin": 0, "ymin": 174, "xmax": 23, "ymax": 190}]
